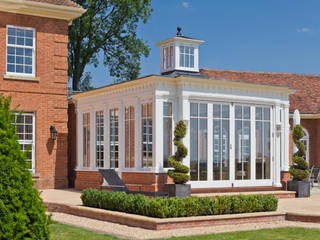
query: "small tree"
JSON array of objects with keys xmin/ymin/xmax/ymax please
[
  {"xmin": 289, "ymin": 124, "xmax": 310, "ymax": 181},
  {"xmin": 0, "ymin": 96, "xmax": 50, "ymax": 239},
  {"xmin": 168, "ymin": 120, "xmax": 190, "ymax": 184}
]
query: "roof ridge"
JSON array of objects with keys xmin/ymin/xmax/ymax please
[{"xmin": 200, "ymin": 68, "xmax": 320, "ymax": 77}]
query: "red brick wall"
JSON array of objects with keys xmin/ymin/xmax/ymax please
[
  {"xmin": 0, "ymin": 11, "xmax": 69, "ymax": 189},
  {"xmin": 75, "ymin": 171, "xmax": 103, "ymax": 190}
]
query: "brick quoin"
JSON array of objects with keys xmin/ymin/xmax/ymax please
[{"xmin": 0, "ymin": 11, "xmax": 69, "ymax": 189}]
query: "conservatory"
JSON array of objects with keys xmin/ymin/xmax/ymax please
[{"xmin": 71, "ymin": 32, "xmax": 294, "ymax": 192}]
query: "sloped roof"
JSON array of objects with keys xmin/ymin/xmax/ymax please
[
  {"xmin": 26, "ymin": 0, "xmax": 81, "ymax": 8},
  {"xmin": 200, "ymin": 69, "xmax": 320, "ymax": 114}
]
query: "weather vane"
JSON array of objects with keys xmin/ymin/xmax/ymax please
[{"xmin": 176, "ymin": 27, "xmax": 182, "ymax": 36}]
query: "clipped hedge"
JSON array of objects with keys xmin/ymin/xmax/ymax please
[{"xmin": 81, "ymin": 189, "xmax": 278, "ymax": 218}]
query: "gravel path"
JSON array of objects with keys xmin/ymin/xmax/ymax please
[{"xmin": 51, "ymin": 212, "xmax": 320, "ymax": 240}]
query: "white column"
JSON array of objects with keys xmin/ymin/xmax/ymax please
[
  {"xmin": 154, "ymin": 97, "xmax": 163, "ymax": 172},
  {"xmin": 105, "ymin": 106, "xmax": 110, "ymax": 169},
  {"xmin": 283, "ymin": 105, "xmax": 290, "ymax": 171},
  {"xmin": 90, "ymin": 109, "xmax": 95, "ymax": 169},
  {"xmin": 274, "ymin": 105, "xmax": 282, "ymax": 187},
  {"xmin": 135, "ymin": 99, "xmax": 141, "ymax": 171},
  {"xmin": 230, "ymin": 103, "xmax": 235, "ymax": 184},
  {"xmin": 207, "ymin": 103, "xmax": 213, "ymax": 182},
  {"xmin": 250, "ymin": 106, "xmax": 256, "ymax": 181},
  {"xmin": 181, "ymin": 95, "xmax": 190, "ymax": 170},
  {"xmin": 77, "ymin": 109, "xmax": 83, "ymax": 170}
]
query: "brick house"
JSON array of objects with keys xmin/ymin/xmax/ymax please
[{"xmin": 0, "ymin": 0, "xmax": 84, "ymax": 189}]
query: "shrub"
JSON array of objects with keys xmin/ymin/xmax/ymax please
[
  {"xmin": 289, "ymin": 124, "xmax": 310, "ymax": 181},
  {"xmin": 81, "ymin": 189, "xmax": 278, "ymax": 218},
  {"xmin": 167, "ymin": 120, "xmax": 190, "ymax": 184},
  {"xmin": 0, "ymin": 96, "xmax": 50, "ymax": 239}
]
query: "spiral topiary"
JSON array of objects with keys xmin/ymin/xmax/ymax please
[
  {"xmin": 289, "ymin": 124, "xmax": 310, "ymax": 181},
  {"xmin": 167, "ymin": 120, "xmax": 190, "ymax": 184}
]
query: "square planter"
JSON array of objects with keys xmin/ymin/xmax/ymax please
[
  {"xmin": 165, "ymin": 184, "xmax": 191, "ymax": 198},
  {"xmin": 287, "ymin": 180, "xmax": 310, "ymax": 198}
]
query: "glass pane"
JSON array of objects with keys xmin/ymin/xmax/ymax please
[
  {"xmin": 163, "ymin": 117, "xmax": 172, "ymax": 168},
  {"xmin": 190, "ymin": 47, "xmax": 194, "ymax": 54},
  {"xmin": 7, "ymin": 27, "xmax": 16, "ymax": 36},
  {"xmin": 190, "ymin": 55, "xmax": 194, "ymax": 68},
  {"xmin": 7, "ymin": 47, "xmax": 15, "ymax": 55},
  {"xmin": 213, "ymin": 104, "xmax": 221, "ymax": 118},
  {"xmin": 256, "ymin": 107, "xmax": 262, "ymax": 120},
  {"xmin": 222, "ymin": 105, "xmax": 229, "ymax": 119},
  {"xmin": 243, "ymin": 107, "xmax": 250, "ymax": 119},
  {"xmin": 199, "ymin": 103, "xmax": 207, "ymax": 117},
  {"xmin": 264, "ymin": 108, "xmax": 270, "ymax": 120},
  {"xmin": 8, "ymin": 36, "xmax": 15, "ymax": 44},
  {"xmin": 199, "ymin": 119, "xmax": 207, "ymax": 181},
  {"xmin": 25, "ymin": 30, "xmax": 33, "ymax": 38},
  {"xmin": 163, "ymin": 102, "xmax": 172, "ymax": 116},
  {"xmin": 235, "ymin": 106, "xmax": 242, "ymax": 119},
  {"xmin": 243, "ymin": 121, "xmax": 250, "ymax": 179},
  {"xmin": 213, "ymin": 119, "xmax": 221, "ymax": 180},
  {"xmin": 16, "ymin": 48, "xmax": 24, "ymax": 55},
  {"xmin": 264, "ymin": 122, "xmax": 271, "ymax": 179},
  {"xmin": 25, "ymin": 49, "xmax": 32, "ymax": 56},
  {"xmin": 190, "ymin": 103, "xmax": 198, "ymax": 117},
  {"xmin": 185, "ymin": 54, "xmax": 189, "ymax": 67},
  {"xmin": 235, "ymin": 120, "xmax": 242, "ymax": 180},
  {"xmin": 221, "ymin": 119, "xmax": 229, "ymax": 180},
  {"xmin": 7, "ymin": 64, "xmax": 14, "ymax": 72},
  {"xmin": 17, "ymin": 37, "xmax": 24, "ymax": 45},
  {"xmin": 256, "ymin": 121, "xmax": 263, "ymax": 179},
  {"xmin": 190, "ymin": 118, "xmax": 198, "ymax": 181}
]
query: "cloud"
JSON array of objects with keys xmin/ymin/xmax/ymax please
[
  {"xmin": 296, "ymin": 27, "xmax": 311, "ymax": 33},
  {"xmin": 182, "ymin": 1, "xmax": 189, "ymax": 8}
]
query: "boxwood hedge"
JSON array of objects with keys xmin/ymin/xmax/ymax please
[{"xmin": 81, "ymin": 189, "xmax": 278, "ymax": 218}]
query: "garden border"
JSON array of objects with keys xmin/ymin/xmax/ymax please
[{"xmin": 45, "ymin": 202, "xmax": 286, "ymax": 230}]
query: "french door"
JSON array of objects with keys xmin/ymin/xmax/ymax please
[{"xmin": 190, "ymin": 102, "xmax": 273, "ymax": 186}]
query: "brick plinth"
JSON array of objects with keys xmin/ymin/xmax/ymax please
[
  {"xmin": 121, "ymin": 172, "xmax": 173, "ymax": 192},
  {"xmin": 75, "ymin": 171, "xmax": 103, "ymax": 190},
  {"xmin": 0, "ymin": 11, "xmax": 69, "ymax": 189}
]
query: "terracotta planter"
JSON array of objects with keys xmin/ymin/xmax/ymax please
[
  {"xmin": 165, "ymin": 184, "xmax": 191, "ymax": 198},
  {"xmin": 287, "ymin": 180, "xmax": 310, "ymax": 198}
]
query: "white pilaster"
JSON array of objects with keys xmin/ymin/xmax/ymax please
[
  {"xmin": 105, "ymin": 106, "xmax": 110, "ymax": 169},
  {"xmin": 135, "ymin": 99, "xmax": 141, "ymax": 170},
  {"xmin": 90, "ymin": 109, "xmax": 95, "ymax": 169},
  {"xmin": 154, "ymin": 97, "xmax": 163, "ymax": 172},
  {"xmin": 181, "ymin": 95, "xmax": 190, "ymax": 170},
  {"xmin": 274, "ymin": 105, "xmax": 282, "ymax": 187},
  {"xmin": 283, "ymin": 105, "xmax": 290, "ymax": 171},
  {"xmin": 77, "ymin": 110, "xmax": 83, "ymax": 169},
  {"xmin": 250, "ymin": 106, "xmax": 256, "ymax": 181},
  {"xmin": 207, "ymin": 103, "xmax": 213, "ymax": 181}
]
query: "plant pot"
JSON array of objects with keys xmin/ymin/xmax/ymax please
[
  {"xmin": 287, "ymin": 180, "xmax": 310, "ymax": 198},
  {"xmin": 165, "ymin": 184, "xmax": 191, "ymax": 198}
]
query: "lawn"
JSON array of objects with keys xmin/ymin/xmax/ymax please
[{"xmin": 50, "ymin": 223, "xmax": 320, "ymax": 240}]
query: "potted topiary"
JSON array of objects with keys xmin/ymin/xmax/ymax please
[
  {"xmin": 166, "ymin": 120, "xmax": 191, "ymax": 197},
  {"xmin": 287, "ymin": 124, "xmax": 310, "ymax": 197}
]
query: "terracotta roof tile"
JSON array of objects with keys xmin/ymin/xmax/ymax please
[
  {"xmin": 200, "ymin": 69, "xmax": 320, "ymax": 114},
  {"xmin": 26, "ymin": 0, "xmax": 81, "ymax": 8}
]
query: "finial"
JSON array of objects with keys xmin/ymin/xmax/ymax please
[{"xmin": 176, "ymin": 27, "xmax": 182, "ymax": 36}]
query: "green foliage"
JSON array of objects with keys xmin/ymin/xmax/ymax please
[
  {"xmin": 168, "ymin": 120, "xmax": 190, "ymax": 184},
  {"xmin": 289, "ymin": 125, "xmax": 310, "ymax": 181},
  {"xmin": 81, "ymin": 189, "xmax": 278, "ymax": 218},
  {"xmin": 69, "ymin": 0, "xmax": 153, "ymax": 90},
  {"xmin": 0, "ymin": 95, "xmax": 50, "ymax": 239}
]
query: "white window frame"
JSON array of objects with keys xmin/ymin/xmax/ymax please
[
  {"xmin": 109, "ymin": 108, "xmax": 119, "ymax": 169},
  {"xmin": 6, "ymin": 25, "xmax": 36, "ymax": 77},
  {"xmin": 13, "ymin": 112, "xmax": 36, "ymax": 173},
  {"xmin": 95, "ymin": 110, "xmax": 104, "ymax": 168},
  {"xmin": 141, "ymin": 102, "xmax": 153, "ymax": 168},
  {"xmin": 163, "ymin": 101, "xmax": 173, "ymax": 169}
]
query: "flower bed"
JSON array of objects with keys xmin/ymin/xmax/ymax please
[{"xmin": 81, "ymin": 189, "xmax": 278, "ymax": 218}]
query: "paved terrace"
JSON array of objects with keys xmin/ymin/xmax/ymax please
[{"xmin": 41, "ymin": 188, "xmax": 320, "ymax": 239}]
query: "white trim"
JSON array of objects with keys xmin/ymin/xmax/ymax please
[{"xmin": 301, "ymin": 127, "xmax": 310, "ymax": 163}]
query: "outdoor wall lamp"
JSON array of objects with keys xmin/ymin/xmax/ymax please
[{"xmin": 50, "ymin": 126, "xmax": 58, "ymax": 141}]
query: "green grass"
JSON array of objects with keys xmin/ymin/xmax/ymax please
[{"xmin": 50, "ymin": 222, "xmax": 320, "ymax": 240}]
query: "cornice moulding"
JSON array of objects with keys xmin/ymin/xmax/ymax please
[{"xmin": 0, "ymin": 0, "xmax": 86, "ymax": 22}]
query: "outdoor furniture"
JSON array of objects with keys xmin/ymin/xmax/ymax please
[
  {"xmin": 309, "ymin": 166, "xmax": 320, "ymax": 187},
  {"xmin": 99, "ymin": 169, "xmax": 168, "ymax": 197}
]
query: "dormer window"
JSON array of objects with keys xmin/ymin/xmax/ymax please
[
  {"xmin": 179, "ymin": 46, "xmax": 194, "ymax": 68},
  {"xmin": 6, "ymin": 26, "xmax": 35, "ymax": 76}
]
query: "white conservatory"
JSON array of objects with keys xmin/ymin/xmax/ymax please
[{"xmin": 72, "ymin": 30, "xmax": 294, "ymax": 192}]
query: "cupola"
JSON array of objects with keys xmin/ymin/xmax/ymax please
[{"xmin": 155, "ymin": 27, "xmax": 204, "ymax": 75}]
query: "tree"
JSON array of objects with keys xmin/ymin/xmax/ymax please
[
  {"xmin": 69, "ymin": 0, "xmax": 153, "ymax": 91},
  {"xmin": 0, "ymin": 95, "xmax": 50, "ymax": 239},
  {"xmin": 289, "ymin": 124, "xmax": 310, "ymax": 181},
  {"xmin": 167, "ymin": 120, "xmax": 190, "ymax": 184}
]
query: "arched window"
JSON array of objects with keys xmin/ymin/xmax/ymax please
[{"xmin": 301, "ymin": 128, "xmax": 309, "ymax": 163}]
